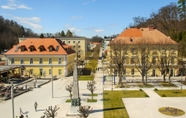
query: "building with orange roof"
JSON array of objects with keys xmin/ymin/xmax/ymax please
[
  {"xmin": 107, "ymin": 25, "xmax": 179, "ymax": 79},
  {"xmin": 19, "ymin": 36, "xmax": 88, "ymax": 60},
  {"xmin": 4, "ymin": 38, "xmax": 75, "ymax": 77}
]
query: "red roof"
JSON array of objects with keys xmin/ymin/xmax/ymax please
[{"xmin": 5, "ymin": 38, "xmax": 75, "ymax": 55}]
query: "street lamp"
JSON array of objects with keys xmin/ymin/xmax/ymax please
[
  {"xmin": 51, "ymin": 66, "xmax": 53, "ymax": 98},
  {"xmin": 11, "ymin": 81, "xmax": 14, "ymax": 118}
]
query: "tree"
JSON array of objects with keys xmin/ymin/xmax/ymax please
[
  {"xmin": 87, "ymin": 80, "xmax": 96, "ymax": 100},
  {"xmin": 178, "ymin": 0, "xmax": 186, "ymax": 20},
  {"xmin": 61, "ymin": 30, "xmax": 65, "ymax": 37},
  {"xmin": 108, "ymin": 39, "xmax": 128, "ymax": 85},
  {"xmin": 65, "ymin": 83, "xmax": 73, "ymax": 100},
  {"xmin": 40, "ymin": 33, "xmax": 44, "ymax": 38},
  {"xmin": 156, "ymin": 40, "xmax": 178, "ymax": 82},
  {"xmin": 43, "ymin": 105, "xmax": 60, "ymax": 118},
  {"xmin": 134, "ymin": 39, "xmax": 153, "ymax": 85},
  {"xmin": 66, "ymin": 30, "xmax": 73, "ymax": 37},
  {"xmin": 77, "ymin": 105, "xmax": 93, "ymax": 118},
  {"xmin": 91, "ymin": 36, "xmax": 103, "ymax": 43}
]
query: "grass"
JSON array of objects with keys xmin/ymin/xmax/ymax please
[
  {"xmin": 89, "ymin": 94, "xmax": 98, "ymax": 96},
  {"xmin": 137, "ymin": 83, "xmax": 154, "ymax": 88},
  {"xmin": 66, "ymin": 99, "xmax": 71, "ymax": 102},
  {"xmin": 154, "ymin": 90, "xmax": 186, "ymax": 97},
  {"xmin": 103, "ymin": 90, "xmax": 148, "ymax": 118},
  {"xmin": 78, "ymin": 75, "xmax": 94, "ymax": 81},
  {"xmin": 87, "ymin": 99, "xmax": 97, "ymax": 102},
  {"xmin": 159, "ymin": 82, "xmax": 177, "ymax": 87}
]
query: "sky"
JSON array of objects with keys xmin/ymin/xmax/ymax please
[{"xmin": 0, "ymin": 0, "xmax": 178, "ymax": 38}]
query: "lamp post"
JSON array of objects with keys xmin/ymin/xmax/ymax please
[
  {"xmin": 51, "ymin": 66, "xmax": 53, "ymax": 98},
  {"xmin": 11, "ymin": 81, "xmax": 14, "ymax": 118}
]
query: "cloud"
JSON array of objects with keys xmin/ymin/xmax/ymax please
[
  {"xmin": 69, "ymin": 27, "xmax": 82, "ymax": 32},
  {"xmin": 1, "ymin": 0, "xmax": 31, "ymax": 10},
  {"xmin": 71, "ymin": 16, "xmax": 82, "ymax": 20},
  {"xmin": 14, "ymin": 16, "xmax": 42, "ymax": 30},
  {"xmin": 94, "ymin": 29, "xmax": 104, "ymax": 33}
]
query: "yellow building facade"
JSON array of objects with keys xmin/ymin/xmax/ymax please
[
  {"xmin": 5, "ymin": 38, "xmax": 75, "ymax": 77},
  {"xmin": 107, "ymin": 26, "xmax": 179, "ymax": 77}
]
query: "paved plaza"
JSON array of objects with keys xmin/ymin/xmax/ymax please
[{"xmin": 1, "ymin": 60, "xmax": 186, "ymax": 118}]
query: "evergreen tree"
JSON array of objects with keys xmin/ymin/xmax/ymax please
[
  {"xmin": 40, "ymin": 33, "xmax": 44, "ymax": 38},
  {"xmin": 61, "ymin": 30, "xmax": 65, "ymax": 37},
  {"xmin": 178, "ymin": 0, "xmax": 186, "ymax": 20},
  {"xmin": 66, "ymin": 30, "xmax": 73, "ymax": 37}
]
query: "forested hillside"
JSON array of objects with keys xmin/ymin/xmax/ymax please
[{"xmin": 0, "ymin": 16, "xmax": 38, "ymax": 52}]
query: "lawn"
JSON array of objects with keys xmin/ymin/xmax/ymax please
[
  {"xmin": 78, "ymin": 75, "xmax": 94, "ymax": 81},
  {"xmin": 103, "ymin": 90, "xmax": 148, "ymax": 118},
  {"xmin": 159, "ymin": 82, "xmax": 177, "ymax": 87},
  {"xmin": 154, "ymin": 90, "xmax": 186, "ymax": 97},
  {"xmin": 137, "ymin": 83, "xmax": 154, "ymax": 88}
]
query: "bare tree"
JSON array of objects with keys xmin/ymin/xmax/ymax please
[
  {"xmin": 77, "ymin": 105, "xmax": 93, "ymax": 118},
  {"xmin": 134, "ymin": 39, "xmax": 153, "ymax": 85},
  {"xmin": 87, "ymin": 80, "xmax": 96, "ymax": 100},
  {"xmin": 43, "ymin": 105, "xmax": 60, "ymax": 118},
  {"xmin": 150, "ymin": 3, "xmax": 179, "ymax": 36},
  {"xmin": 156, "ymin": 40, "xmax": 178, "ymax": 82},
  {"xmin": 65, "ymin": 83, "xmax": 73, "ymax": 100},
  {"xmin": 108, "ymin": 39, "xmax": 128, "ymax": 85}
]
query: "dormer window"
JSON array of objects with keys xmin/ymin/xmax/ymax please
[
  {"xmin": 48, "ymin": 45, "xmax": 55, "ymax": 52},
  {"xmin": 130, "ymin": 38, "xmax": 133, "ymax": 42},
  {"xmin": 20, "ymin": 46, "xmax": 27, "ymax": 52},
  {"xmin": 39, "ymin": 45, "xmax": 46, "ymax": 52},
  {"xmin": 29, "ymin": 45, "xmax": 36, "ymax": 52}
]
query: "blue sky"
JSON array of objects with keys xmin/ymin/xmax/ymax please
[{"xmin": 0, "ymin": 0, "xmax": 178, "ymax": 38}]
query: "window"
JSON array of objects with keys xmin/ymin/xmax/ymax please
[
  {"xmin": 171, "ymin": 57, "xmax": 174, "ymax": 64},
  {"xmin": 122, "ymin": 56, "xmax": 126, "ymax": 63},
  {"xmin": 152, "ymin": 57, "xmax": 156, "ymax": 64},
  {"xmin": 123, "ymin": 69, "xmax": 126, "ymax": 75},
  {"xmin": 40, "ymin": 47, "xmax": 44, "ymax": 52},
  {"xmin": 39, "ymin": 58, "xmax": 43, "ymax": 64},
  {"xmin": 68, "ymin": 41, "xmax": 70, "ymax": 43},
  {"xmin": 58, "ymin": 58, "xmax": 62, "ymax": 64},
  {"xmin": 30, "ymin": 58, "xmax": 33, "ymax": 64},
  {"xmin": 21, "ymin": 47, "xmax": 25, "ymax": 52},
  {"xmin": 30, "ymin": 69, "xmax": 33, "ymax": 75},
  {"xmin": 152, "ymin": 69, "xmax": 155, "ymax": 76},
  {"xmin": 78, "ymin": 41, "xmax": 80, "ymax": 43},
  {"xmin": 49, "ymin": 47, "xmax": 53, "ymax": 52},
  {"xmin": 131, "ymin": 69, "xmax": 134, "ymax": 75},
  {"xmin": 49, "ymin": 69, "xmax": 52, "ymax": 75},
  {"xmin": 131, "ymin": 57, "xmax": 135, "ymax": 64},
  {"xmin": 30, "ymin": 47, "xmax": 34, "ymax": 52},
  {"xmin": 58, "ymin": 69, "xmax": 62, "ymax": 75},
  {"xmin": 73, "ymin": 41, "xmax": 76, "ymax": 43},
  {"xmin": 161, "ymin": 56, "xmax": 165, "ymax": 63},
  {"xmin": 78, "ymin": 46, "xmax": 81, "ymax": 48},
  {"xmin": 20, "ymin": 58, "xmax": 24, "ymax": 64},
  {"xmin": 49, "ymin": 58, "xmax": 52, "ymax": 64},
  {"xmin": 11, "ymin": 58, "xmax": 14, "ymax": 64},
  {"xmin": 131, "ymin": 48, "xmax": 136, "ymax": 54}
]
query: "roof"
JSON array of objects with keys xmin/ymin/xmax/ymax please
[
  {"xmin": 110, "ymin": 27, "xmax": 178, "ymax": 45},
  {"xmin": 5, "ymin": 38, "xmax": 75, "ymax": 55}
]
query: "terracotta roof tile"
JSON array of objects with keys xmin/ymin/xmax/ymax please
[
  {"xmin": 5, "ymin": 38, "xmax": 75, "ymax": 55},
  {"xmin": 110, "ymin": 28, "xmax": 178, "ymax": 45}
]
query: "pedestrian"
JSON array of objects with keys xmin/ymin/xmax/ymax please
[
  {"xmin": 19, "ymin": 108, "xmax": 23, "ymax": 115},
  {"xmin": 19, "ymin": 114, "xmax": 24, "ymax": 118},
  {"xmin": 26, "ymin": 115, "xmax": 28, "ymax": 118},
  {"xmin": 34, "ymin": 101, "xmax": 38, "ymax": 111}
]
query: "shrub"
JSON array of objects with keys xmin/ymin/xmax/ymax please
[
  {"xmin": 139, "ymin": 89, "xmax": 143, "ymax": 91},
  {"xmin": 154, "ymin": 88, "xmax": 158, "ymax": 91},
  {"xmin": 162, "ymin": 94, "xmax": 166, "ymax": 97}
]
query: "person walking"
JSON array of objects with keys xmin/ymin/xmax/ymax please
[
  {"xmin": 19, "ymin": 108, "xmax": 23, "ymax": 115},
  {"xmin": 34, "ymin": 101, "xmax": 38, "ymax": 111}
]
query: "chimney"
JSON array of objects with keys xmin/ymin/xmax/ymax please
[{"xmin": 148, "ymin": 24, "xmax": 155, "ymax": 31}]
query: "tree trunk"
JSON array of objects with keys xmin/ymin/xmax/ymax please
[
  {"xmin": 145, "ymin": 74, "xmax": 147, "ymax": 85},
  {"xmin": 142, "ymin": 76, "xmax": 145, "ymax": 85},
  {"xmin": 163, "ymin": 74, "xmax": 166, "ymax": 82}
]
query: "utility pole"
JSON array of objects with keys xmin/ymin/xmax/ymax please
[
  {"xmin": 51, "ymin": 66, "xmax": 53, "ymax": 98},
  {"xmin": 11, "ymin": 81, "xmax": 14, "ymax": 118}
]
